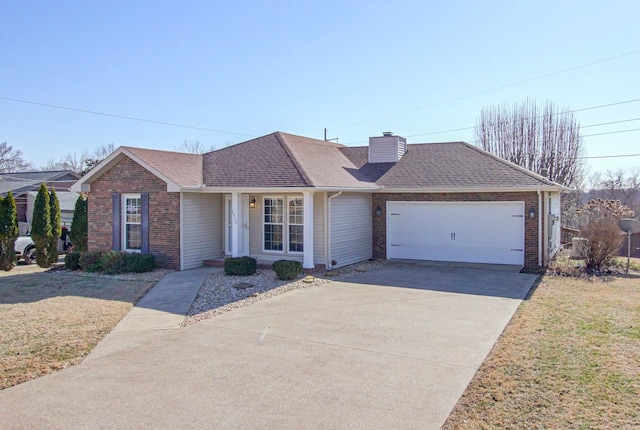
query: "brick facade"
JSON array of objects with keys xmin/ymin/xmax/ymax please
[
  {"xmin": 372, "ymin": 192, "xmax": 541, "ymax": 270},
  {"xmin": 88, "ymin": 156, "xmax": 181, "ymax": 269}
]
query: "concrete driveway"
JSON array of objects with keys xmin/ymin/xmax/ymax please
[{"xmin": 0, "ymin": 262, "xmax": 537, "ymax": 429}]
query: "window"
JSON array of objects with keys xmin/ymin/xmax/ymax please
[
  {"xmin": 263, "ymin": 197, "xmax": 284, "ymax": 251},
  {"xmin": 288, "ymin": 197, "xmax": 303, "ymax": 252},
  {"xmin": 123, "ymin": 194, "xmax": 142, "ymax": 251}
]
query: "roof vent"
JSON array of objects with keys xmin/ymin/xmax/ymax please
[{"xmin": 368, "ymin": 133, "xmax": 407, "ymax": 163}]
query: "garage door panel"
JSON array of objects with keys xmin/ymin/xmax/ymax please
[{"xmin": 387, "ymin": 202, "xmax": 524, "ymax": 266}]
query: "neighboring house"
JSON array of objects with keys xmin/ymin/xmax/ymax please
[
  {"xmin": 0, "ymin": 170, "xmax": 81, "ymax": 234},
  {"xmin": 71, "ymin": 132, "xmax": 568, "ymax": 271}
]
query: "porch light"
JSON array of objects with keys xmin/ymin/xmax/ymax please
[
  {"xmin": 375, "ymin": 205, "xmax": 382, "ymax": 216},
  {"xmin": 249, "ymin": 197, "xmax": 256, "ymax": 209},
  {"xmin": 529, "ymin": 207, "xmax": 536, "ymax": 219}
]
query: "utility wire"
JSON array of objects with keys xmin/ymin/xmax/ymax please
[
  {"xmin": 0, "ymin": 95, "xmax": 256, "ymax": 138},
  {"xmin": 334, "ymin": 49, "xmax": 640, "ymax": 129},
  {"xmin": 343, "ymin": 99, "xmax": 640, "ymax": 145},
  {"xmin": 582, "ymin": 128, "xmax": 640, "ymax": 137},
  {"xmin": 580, "ymin": 153, "xmax": 640, "ymax": 159},
  {"xmin": 405, "ymin": 99, "xmax": 640, "ymax": 138}
]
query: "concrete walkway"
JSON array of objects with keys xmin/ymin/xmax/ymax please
[
  {"xmin": 86, "ymin": 266, "xmax": 218, "ymax": 361},
  {"xmin": 0, "ymin": 263, "xmax": 537, "ymax": 429}
]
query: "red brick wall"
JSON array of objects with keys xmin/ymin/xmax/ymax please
[
  {"xmin": 87, "ymin": 156, "xmax": 181, "ymax": 269},
  {"xmin": 372, "ymin": 192, "xmax": 541, "ymax": 270}
]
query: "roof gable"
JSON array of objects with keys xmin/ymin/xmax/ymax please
[
  {"xmin": 72, "ymin": 147, "xmax": 203, "ymax": 192},
  {"xmin": 203, "ymin": 133, "xmax": 308, "ymax": 187}
]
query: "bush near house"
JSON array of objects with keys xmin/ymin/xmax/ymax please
[
  {"xmin": 574, "ymin": 199, "xmax": 635, "ymax": 269},
  {"xmin": 64, "ymin": 251, "xmax": 81, "ymax": 270},
  {"xmin": 79, "ymin": 251, "xmax": 104, "ymax": 272},
  {"xmin": 273, "ymin": 259, "xmax": 302, "ymax": 280},
  {"xmin": 71, "ymin": 250, "xmax": 156, "ymax": 274},
  {"xmin": 99, "ymin": 251, "xmax": 156, "ymax": 274},
  {"xmin": 224, "ymin": 256, "xmax": 257, "ymax": 276}
]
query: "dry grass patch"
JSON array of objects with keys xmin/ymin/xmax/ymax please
[
  {"xmin": 444, "ymin": 272, "xmax": 640, "ymax": 429},
  {"xmin": 0, "ymin": 268, "xmax": 166, "ymax": 390}
]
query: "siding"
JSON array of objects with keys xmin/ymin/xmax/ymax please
[
  {"xmin": 329, "ymin": 193, "xmax": 372, "ymax": 268},
  {"xmin": 548, "ymin": 193, "xmax": 562, "ymax": 259},
  {"xmin": 181, "ymin": 193, "xmax": 223, "ymax": 270}
]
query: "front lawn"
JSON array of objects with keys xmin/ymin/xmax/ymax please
[
  {"xmin": 0, "ymin": 268, "xmax": 165, "ymax": 390},
  {"xmin": 443, "ymin": 269, "xmax": 640, "ymax": 428}
]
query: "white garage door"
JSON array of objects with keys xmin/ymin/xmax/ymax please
[{"xmin": 387, "ymin": 201, "xmax": 525, "ymax": 266}]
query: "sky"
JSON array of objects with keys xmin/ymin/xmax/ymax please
[{"xmin": 2, "ymin": 0, "xmax": 639, "ymax": 176}]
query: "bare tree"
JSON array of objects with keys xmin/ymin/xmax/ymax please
[
  {"xmin": 475, "ymin": 99, "xmax": 586, "ymax": 189},
  {"xmin": 174, "ymin": 139, "xmax": 215, "ymax": 154},
  {"xmin": 589, "ymin": 167, "xmax": 640, "ymax": 214},
  {"xmin": 43, "ymin": 150, "xmax": 88, "ymax": 174},
  {"xmin": 0, "ymin": 142, "xmax": 32, "ymax": 173},
  {"xmin": 81, "ymin": 143, "xmax": 117, "ymax": 175}
]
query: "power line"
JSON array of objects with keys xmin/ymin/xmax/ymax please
[
  {"xmin": 405, "ymin": 99, "xmax": 640, "ymax": 138},
  {"xmin": 582, "ymin": 117, "xmax": 640, "ymax": 128},
  {"xmin": 0, "ymin": 95, "xmax": 256, "ymax": 138},
  {"xmin": 334, "ymin": 49, "xmax": 640, "ymax": 130},
  {"xmin": 580, "ymin": 153, "xmax": 640, "ymax": 159},
  {"xmin": 582, "ymin": 128, "xmax": 640, "ymax": 137}
]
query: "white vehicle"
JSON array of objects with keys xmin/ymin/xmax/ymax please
[{"xmin": 15, "ymin": 236, "xmax": 36, "ymax": 264}]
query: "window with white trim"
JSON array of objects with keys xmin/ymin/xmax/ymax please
[
  {"xmin": 263, "ymin": 197, "xmax": 284, "ymax": 251},
  {"xmin": 123, "ymin": 194, "xmax": 142, "ymax": 251},
  {"xmin": 288, "ymin": 197, "xmax": 303, "ymax": 252}
]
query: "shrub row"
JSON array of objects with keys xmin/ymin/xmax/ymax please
[
  {"xmin": 65, "ymin": 251, "xmax": 156, "ymax": 274},
  {"xmin": 223, "ymin": 256, "xmax": 303, "ymax": 281}
]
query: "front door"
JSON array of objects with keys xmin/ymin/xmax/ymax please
[{"xmin": 225, "ymin": 195, "xmax": 249, "ymax": 256}]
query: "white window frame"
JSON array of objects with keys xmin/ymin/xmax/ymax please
[
  {"xmin": 262, "ymin": 196, "xmax": 285, "ymax": 253},
  {"xmin": 261, "ymin": 195, "xmax": 304, "ymax": 254},
  {"xmin": 122, "ymin": 193, "xmax": 142, "ymax": 253},
  {"xmin": 287, "ymin": 196, "xmax": 304, "ymax": 254}
]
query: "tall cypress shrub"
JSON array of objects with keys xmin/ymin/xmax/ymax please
[
  {"xmin": 47, "ymin": 189, "xmax": 62, "ymax": 265},
  {"xmin": 31, "ymin": 183, "xmax": 52, "ymax": 268},
  {"xmin": 0, "ymin": 192, "xmax": 19, "ymax": 271},
  {"xmin": 70, "ymin": 194, "xmax": 88, "ymax": 252}
]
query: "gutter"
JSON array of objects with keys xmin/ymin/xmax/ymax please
[{"xmin": 325, "ymin": 191, "xmax": 343, "ymax": 270}]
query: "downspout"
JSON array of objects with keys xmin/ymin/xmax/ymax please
[
  {"xmin": 325, "ymin": 191, "xmax": 343, "ymax": 270},
  {"xmin": 537, "ymin": 189, "xmax": 543, "ymax": 268}
]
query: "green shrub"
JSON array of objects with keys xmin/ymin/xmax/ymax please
[
  {"xmin": 99, "ymin": 251, "xmax": 128, "ymax": 274},
  {"xmin": 79, "ymin": 251, "xmax": 104, "ymax": 272},
  {"xmin": 224, "ymin": 256, "xmax": 257, "ymax": 276},
  {"xmin": 46, "ymin": 189, "xmax": 62, "ymax": 267},
  {"xmin": 0, "ymin": 192, "xmax": 19, "ymax": 271},
  {"xmin": 64, "ymin": 251, "xmax": 81, "ymax": 270},
  {"xmin": 124, "ymin": 253, "xmax": 156, "ymax": 273},
  {"xmin": 31, "ymin": 184, "xmax": 52, "ymax": 268},
  {"xmin": 273, "ymin": 259, "xmax": 302, "ymax": 280}
]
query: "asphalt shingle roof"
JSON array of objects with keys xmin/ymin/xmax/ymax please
[
  {"xmin": 124, "ymin": 147, "xmax": 203, "ymax": 188},
  {"xmin": 203, "ymin": 133, "xmax": 308, "ymax": 187},
  {"xmin": 0, "ymin": 170, "xmax": 80, "ymax": 195},
  {"xmin": 340, "ymin": 141, "xmax": 557, "ymax": 189},
  {"xmin": 82, "ymin": 132, "xmax": 562, "ymax": 191}
]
